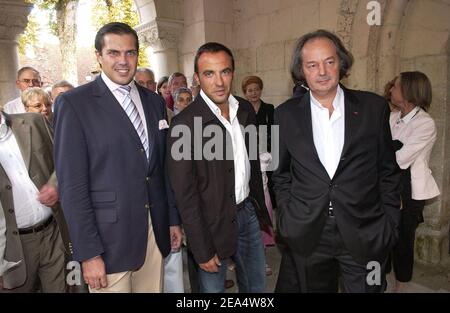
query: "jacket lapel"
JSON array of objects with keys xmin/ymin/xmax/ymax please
[
  {"xmin": 10, "ymin": 116, "xmax": 31, "ymax": 171},
  {"xmin": 335, "ymin": 86, "xmax": 362, "ymax": 176}
]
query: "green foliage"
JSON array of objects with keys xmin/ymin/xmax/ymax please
[
  {"xmin": 27, "ymin": 0, "xmax": 68, "ymax": 36},
  {"xmin": 92, "ymin": 0, "xmax": 149, "ymax": 67},
  {"xmin": 18, "ymin": 13, "xmax": 39, "ymax": 55}
]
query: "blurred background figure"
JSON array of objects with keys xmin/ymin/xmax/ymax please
[
  {"xmin": 190, "ymin": 74, "xmax": 200, "ymax": 99},
  {"xmin": 157, "ymin": 76, "xmax": 171, "ymax": 106},
  {"xmin": 157, "ymin": 76, "xmax": 174, "ymax": 122},
  {"xmin": 242, "ymin": 75, "xmax": 274, "ymax": 152},
  {"xmin": 51, "ymin": 80, "xmax": 74, "ymax": 108},
  {"xmin": 3, "ymin": 67, "xmax": 42, "ymax": 114},
  {"xmin": 241, "ymin": 75, "xmax": 275, "ymax": 276},
  {"xmin": 167, "ymin": 72, "xmax": 187, "ymax": 112},
  {"xmin": 135, "ymin": 68, "xmax": 156, "ymax": 92},
  {"xmin": 22, "ymin": 87, "xmax": 53, "ymax": 122},
  {"xmin": 388, "ymin": 71, "xmax": 440, "ymax": 292},
  {"xmin": 173, "ymin": 87, "xmax": 193, "ymax": 115},
  {"xmin": 383, "ymin": 77, "xmax": 398, "ymax": 112}
]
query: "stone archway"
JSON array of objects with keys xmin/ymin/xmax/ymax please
[
  {"xmin": 0, "ymin": 0, "xmax": 33, "ymax": 108},
  {"xmin": 134, "ymin": 0, "xmax": 184, "ymax": 79}
]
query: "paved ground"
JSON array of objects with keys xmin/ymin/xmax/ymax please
[{"xmin": 182, "ymin": 245, "xmax": 450, "ymax": 293}]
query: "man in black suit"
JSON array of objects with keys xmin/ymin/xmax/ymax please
[
  {"xmin": 273, "ymin": 29, "xmax": 401, "ymax": 293},
  {"xmin": 54, "ymin": 22, "xmax": 181, "ymax": 292},
  {"xmin": 167, "ymin": 42, "xmax": 271, "ymax": 293}
]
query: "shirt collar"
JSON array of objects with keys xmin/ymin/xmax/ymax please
[
  {"xmin": 398, "ymin": 106, "xmax": 420, "ymax": 125},
  {"xmin": 310, "ymin": 85, "xmax": 343, "ymax": 111},
  {"xmin": 200, "ymin": 90, "xmax": 239, "ymax": 122},
  {"xmin": 101, "ymin": 71, "xmax": 135, "ymax": 93}
]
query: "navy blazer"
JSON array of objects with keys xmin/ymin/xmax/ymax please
[{"xmin": 53, "ymin": 76, "xmax": 179, "ymax": 274}]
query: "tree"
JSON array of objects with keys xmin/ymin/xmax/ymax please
[
  {"xmin": 20, "ymin": 0, "xmax": 79, "ymax": 85},
  {"xmin": 92, "ymin": 0, "xmax": 149, "ymax": 67},
  {"xmin": 18, "ymin": 13, "xmax": 39, "ymax": 56}
]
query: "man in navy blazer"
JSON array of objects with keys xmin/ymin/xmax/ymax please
[{"xmin": 53, "ymin": 22, "xmax": 181, "ymax": 292}]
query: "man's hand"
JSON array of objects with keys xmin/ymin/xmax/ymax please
[
  {"xmin": 37, "ymin": 184, "xmax": 58, "ymax": 207},
  {"xmin": 170, "ymin": 225, "xmax": 182, "ymax": 252},
  {"xmin": 82, "ymin": 256, "xmax": 108, "ymax": 290},
  {"xmin": 199, "ymin": 254, "xmax": 221, "ymax": 273}
]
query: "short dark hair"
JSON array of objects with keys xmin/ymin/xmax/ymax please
[
  {"xmin": 290, "ymin": 29, "xmax": 354, "ymax": 83},
  {"xmin": 399, "ymin": 71, "xmax": 432, "ymax": 110},
  {"xmin": 95, "ymin": 22, "xmax": 139, "ymax": 53},
  {"xmin": 168, "ymin": 72, "xmax": 187, "ymax": 85},
  {"xmin": 194, "ymin": 42, "xmax": 234, "ymax": 74},
  {"xmin": 157, "ymin": 76, "xmax": 169, "ymax": 96}
]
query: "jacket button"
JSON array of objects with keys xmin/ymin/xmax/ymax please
[
  {"xmin": 8, "ymin": 209, "xmax": 14, "ymax": 214},
  {"xmin": 12, "ymin": 231, "xmax": 18, "ymax": 235},
  {"xmin": 146, "ymin": 176, "xmax": 150, "ymax": 181},
  {"xmin": 6, "ymin": 185, "xmax": 12, "ymax": 190},
  {"xmin": 145, "ymin": 204, "xmax": 150, "ymax": 209}
]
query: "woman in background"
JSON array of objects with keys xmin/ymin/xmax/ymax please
[
  {"xmin": 242, "ymin": 75, "xmax": 275, "ymax": 276},
  {"xmin": 388, "ymin": 71, "xmax": 440, "ymax": 292},
  {"xmin": 22, "ymin": 87, "xmax": 53, "ymax": 122}
]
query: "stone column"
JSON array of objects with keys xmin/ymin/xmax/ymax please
[
  {"xmin": 136, "ymin": 18, "xmax": 183, "ymax": 80},
  {"xmin": 0, "ymin": 0, "xmax": 32, "ymax": 109}
]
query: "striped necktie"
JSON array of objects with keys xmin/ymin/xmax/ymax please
[{"xmin": 117, "ymin": 85, "xmax": 149, "ymax": 159}]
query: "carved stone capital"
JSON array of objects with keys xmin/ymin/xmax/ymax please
[
  {"xmin": 136, "ymin": 18, "xmax": 183, "ymax": 52},
  {"xmin": 0, "ymin": 0, "xmax": 33, "ymax": 41}
]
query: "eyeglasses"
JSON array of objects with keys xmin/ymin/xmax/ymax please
[{"xmin": 19, "ymin": 79, "xmax": 41, "ymax": 85}]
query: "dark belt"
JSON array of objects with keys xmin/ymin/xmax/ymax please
[
  {"xmin": 18, "ymin": 215, "xmax": 54, "ymax": 235},
  {"xmin": 236, "ymin": 197, "xmax": 249, "ymax": 211}
]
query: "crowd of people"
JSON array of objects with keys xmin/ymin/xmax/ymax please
[{"xmin": 0, "ymin": 22, "xmax": 444, "ymax": 293}]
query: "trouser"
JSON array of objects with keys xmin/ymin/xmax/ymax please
[
  {"xmin": 291, "ymin": 216, "xmax": 387, "ymax": 293},
  {"xmin": 197, "ymin": 199, "xmax": 266, "ymax": 293},
  {"xmin": 2, "ymin": 218, "xmax": 66, "ymax": 293},
  {"xmin": 388, "ymin": 168, "xmax": 425, "ymax": 282},
  {"xmin": 88, "ymin": 217, "xmax": 163, "ymax": 293}
]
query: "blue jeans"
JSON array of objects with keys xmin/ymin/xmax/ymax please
[{"xmin": 198, "ymin": 198, "xmax": 266, "ymax": 293}]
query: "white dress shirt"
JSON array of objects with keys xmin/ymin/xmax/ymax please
[
  {"xmin": 101, "ymin": 72, "xmax": 149, "ymax": 141},
  {"xmin": 3, "ymin": 97, "xmax": 26, "ymax": 114},
  {"xmin": 0, "ymin": 120, "xmax": 52, "ymax": 229},
  {"xmin": 389, "ymin": 107, "xmax": 440, "ymax": 200},
  {"xmin": 200, "ymin": 90, "xmax": 250, "ymax": 204},
  {"xmin": 310, "ymin": 85, "xmax": 345, "ymax": 179}
]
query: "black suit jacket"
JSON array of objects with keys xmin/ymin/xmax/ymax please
[
  {"xmin": 273, "ymin": 86, "xmax": 401, "ymax": 264},
  {"xmin": 167, "ymin": 95, "xmax": 271, "ymax": 264},
  {"xmin": 53, "ymin": 76, "xmax": 179, "ymax": 274}
]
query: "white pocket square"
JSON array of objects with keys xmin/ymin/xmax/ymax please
[{"xmin": 159, "ymin": 119, "xmax": 169, "ymax": 130}]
